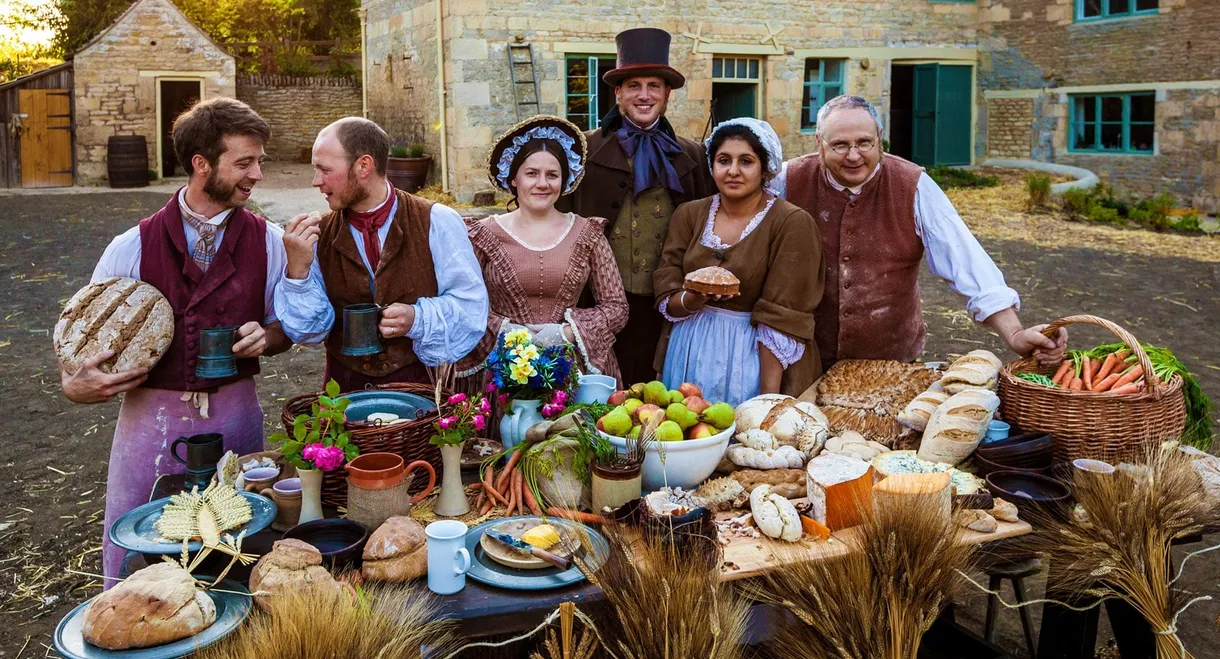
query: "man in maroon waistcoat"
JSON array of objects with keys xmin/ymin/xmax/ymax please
[
  {"xmin": 58, "ymin": 98, "xmax": 293, "ymax": 582},
  {"xmin": 275, "ymin": 117, "xmax": 488, "ymax": 390},
  {"xmin": 556, "ymin": 27, "xmax": 715, "ymax": 384},
  {"xmin": 778, "ymin": 95, "xmax": 1067, "ymax": 370}
]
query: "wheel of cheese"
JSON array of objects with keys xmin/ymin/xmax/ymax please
[{"xmin": 54, "ymin": 277, "xmax": 174, "ymax": 375}]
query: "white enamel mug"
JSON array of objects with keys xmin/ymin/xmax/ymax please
[{"xmin": 425, "ymin": 520, "xmax": 471, "ymax": 595}]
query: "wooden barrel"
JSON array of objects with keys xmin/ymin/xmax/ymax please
[{"xmin": 107, "ymin": 135, "xmax": 150, "ymax": 189}]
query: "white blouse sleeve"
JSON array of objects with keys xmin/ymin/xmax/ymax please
[
  {"xmin": 913, "ymin": 173, "xmax": 1021, "ymax": 322},
  {"xmin": 91, "ymin": 226, "xmax": 142, "ymax": 282}
]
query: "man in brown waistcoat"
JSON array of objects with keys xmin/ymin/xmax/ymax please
[
  {"xmin": 275, "ymin": 117, "xmax": 488, "ymax": 390},
  {"xmin": 57, "ymin": 97, "xmax": 292, "ymax": 582},
  {"xmin": 557, "ymin": 27, "xmax": 715, "ymax": 384},
  {"xmin": 778, "ymin": 95, "xmax": 1066, "ymax": 369}
]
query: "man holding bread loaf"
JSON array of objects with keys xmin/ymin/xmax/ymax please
[
  {"xmin": 275, "ymin": 117, "xmax": 487, "ymax": 389},
  {"xmin": 776, "ymin": 95, "xmax": 1067, "ymax": 370},
  {"xmin": 58, "ymin": 97, "xmax": 293, "ymax": 583}
]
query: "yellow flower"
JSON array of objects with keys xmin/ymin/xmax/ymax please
[
  {"xmin": 511, "ymin": 344, "xmax": 540, "ymax": 362},
  {"xmin": 505, "ymin": 329, "xmax": 531, "ymax": 347},
  {"xmin": 510, "ymin": 360, "xmax": 537, "ymax": 384}
]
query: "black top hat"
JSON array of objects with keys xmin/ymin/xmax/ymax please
[{"xmin": 602, "ymin": 28, "xmax": 686, "ymax": 90}]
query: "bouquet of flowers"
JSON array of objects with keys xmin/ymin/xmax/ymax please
[
  {"xmin": 430, "ymin": 392, "xmax": 492, "ymax": 446},
  {"xmin": 486, "ymin": 328, "xmax": 577, "ymax": 418},
  {"xmin": 269, "ymin": 379, "xmax": 359, "ymax": 471}
]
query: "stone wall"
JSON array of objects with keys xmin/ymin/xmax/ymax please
[
  {"xmin": 236, "ymin": 75, "xmax": 363, "ymax": 162},
  {"xmin": 986, "ymin": 97, "xmax": 1032, "ymax": 158},
  {"xmin": 979, "ymin": 0, "xmax": 1220, "ymax": 211},
  {"xmin": 365, "ymin": 0, "xmax": 982, "ymax": 200},
  {"xmin": 73, "ymin": 0, "xmax": 235, "ymax": 184}
]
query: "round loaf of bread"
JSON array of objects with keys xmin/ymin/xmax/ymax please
[
  {"xmin": 684, "ymin": 266, "xmax": 740, "ymax": 295},
  {"xmin": 82, "ymin": 562, "xmax": 216, "ymax": 650},
  {"xmin": 54, "ymin": 277, "xmax": 174, "ymax": 375}
]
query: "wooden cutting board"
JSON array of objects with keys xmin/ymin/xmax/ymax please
[{"xmin": 714, "ymin": 500, "xmax": 1032, "ymax": 582}]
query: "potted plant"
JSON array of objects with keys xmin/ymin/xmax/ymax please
[
  {"xmin": 268, "ymin": 379, "xmax": 359, "ymax": 524},
  {"xmin": 387, "ymin": 141, "xmax": 432, "ymax": 193},
  {"xmin": 428, "ymin": 391, "xmax": 491, "ymax": 516}
]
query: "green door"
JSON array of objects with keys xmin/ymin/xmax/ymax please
[
  {"xmin": 713, "ymin": 82, "xmax": 757, "ymax": 122},
  {"xmin": 935, "ymin": 65, "xmax": 972, "ymax": 166},
  {"xmin": 911, "ymin": 63, "xmax": 973, "ymax": 167},
  {"xmin": 911, "ymin": 64, "xmax": 939, "ymax": 166}
]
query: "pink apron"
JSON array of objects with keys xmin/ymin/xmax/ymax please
[{"xmin": 102, "ymin": 378, "xmax": 264, "ymax": 584}]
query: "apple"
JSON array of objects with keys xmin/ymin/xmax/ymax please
[
  {"xmin": 678, "ymin": 382, "xmax": 703, "ymax": 399},
  {"xmin": 633, "ymin": 403, "xmax": 661, "ymax": 421},
  {"xmin": 596, "ymin": 417, "xmax": 606, "ymax": 432},
  {"xmin": 683, "ymin": 396, "xmax": 711, "ymax": 414},
  {"xmin": 623, "ymin": 398, "xmax": 644, "ymax": 415},
  {"xmin": 607, "ymin": 390, "xmax": 629, "ymax": 406},
  {"xmin": 687, "ymin": 422, "xmax": 717, "ymax": 439}
]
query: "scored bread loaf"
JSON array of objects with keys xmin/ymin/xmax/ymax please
[
  {"xmin": 81, "ymin": 562, "xmax": 215, "ymax": 650},
  {"xmin": 940, "ymin": 350, "xmax": 1002, "ymax": 394},
  {"xmin": 897, "ymin": 382, "xmax": 950, "ymax": 431},
  {"xmin": 362, "ymin": 516, "xmax": 427, "ymax": 582},
  {"xmin": 54, "ymin": 277, "xmax": 174, "ymax": 374},
  {"xmin": 916, "ymin": 389, "xmax": 1000, "ymax": 465}
]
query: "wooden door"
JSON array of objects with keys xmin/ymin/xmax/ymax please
[
  {"xmin": 934, "ymin": 65, "xmax": 973, "ymax": 166},
  {"xmin": 911, "ymin": 64, "xmax": 939, "ymax": 167},
  {"xmin": 19, "ymin": 88, "xmax": 73, "ymax": 188}
]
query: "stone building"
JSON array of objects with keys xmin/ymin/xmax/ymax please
[
  {"xmin": 363, "ymin": 0, "xmax": 1216, "ymax": 212},
  {"xmin": 73, "ymin": 0, "xmax": 236, "ymax": 183}
]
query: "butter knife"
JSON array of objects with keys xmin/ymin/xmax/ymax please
[{"xmin": 485, "ymin": 530, "xmax": 572, "ymax": 570}]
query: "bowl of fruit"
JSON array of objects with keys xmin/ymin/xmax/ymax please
[{"xmin": 596, "ymin": 381, "xmax": 736, "ymax": 490}]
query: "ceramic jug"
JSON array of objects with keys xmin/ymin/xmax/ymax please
[
  {"xmin": 499, "ymin": 399, "xmax": 544, "ymax": 450},
  {"xmin": 575, "ymin": 374, "xmax": 616, "ymax": 406}
]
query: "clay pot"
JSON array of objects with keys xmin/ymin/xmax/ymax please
[{"xmin": 345, "ymin": 453, "xmax": 406, "ymax": 490}]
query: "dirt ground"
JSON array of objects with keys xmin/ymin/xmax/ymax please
[{"xmin": 0, "ymin": 190, "xmax": 1217, "ymax": 657}]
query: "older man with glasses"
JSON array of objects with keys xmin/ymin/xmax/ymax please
[{"xmin": 776, "ymin": 94, "xmax": 1066, "ymax": 370}]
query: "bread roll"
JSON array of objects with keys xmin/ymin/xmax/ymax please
[
  {"xmin": 362, "ymin": 516, "xmax": 427, "ymax": 582},
  {"xmin": 82, "ymin": 562, "xmax": 215, "ymax": 650},
  {"xmin": 54, "ymin": 277, "xmax": 174, "ymax": 374},
  {"xmin": 940, "ymin": 350, "xmax": 1002, "ymax": 394},
  {"xmin": 249, "ymin": 539, "xmax": 342, "ymax": 611}
]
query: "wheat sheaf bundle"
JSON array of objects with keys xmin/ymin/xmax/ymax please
[
  {"xmin": 154, "ymin": 480, "xmax": 257, "ymax": 569},
  {"xmin": 575, "ymin": 528, "xmax": 751, "ymax": 659},
  {"xmin": 195, "ymin": 580, "xmax": 457, "ymax": 659},
  {"xmin": 1018, "ymin": 444, "xmax": 1219, "ymax": 659},
  {"xmin": 745, "ymin": 495, "xmax": 978, "ymax": 659}
]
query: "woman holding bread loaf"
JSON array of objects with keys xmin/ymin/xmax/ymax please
[
  {"xmin": 456, "ymin": 116, "xmax": 629, "ymax": 380},
  {"xmin": 653, "ymin": 119, "xmax": 824, "ymax": 406}
]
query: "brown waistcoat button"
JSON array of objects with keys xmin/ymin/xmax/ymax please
[{"xmin": 842, "ymin": 256, "xmax": 851, "ymax": 262}]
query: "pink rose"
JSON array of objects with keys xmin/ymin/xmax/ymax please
[
  {"xmin": 473, "ymin": 414, "xmax": 486, "ymax": 431},
  {"xmin": 478, "ymin": 397, "xmax": 491, "ymax": 413},
  {"xmin": 551, "ymin": 390, "xmax": 569, "ymax": 406},
  {"xmin": 438, "ymin": 416, "xmax": 458, "ymax": 430},
  {"xmin": 313, "ymin": 445, "xmax": 345, "ymax": 471},
  {"xmin": 486, "ymin": 381, "xmax": 497, "ymax": 393},
  {"xmin": 447, "ymin": 393, "xmax": 467, "ymax": 405},
  {"xmin": 302, "ymin": 443, "xmax": 321, "ymax": 461}
]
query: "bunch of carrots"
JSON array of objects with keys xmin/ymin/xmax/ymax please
[
  {"xmin": 1049, "ymin": 349, "xmax": 1146, "ymax": 394},
  {"xmin": 469, "ymin": 449, "xmax": 607, "ymax": 525}
]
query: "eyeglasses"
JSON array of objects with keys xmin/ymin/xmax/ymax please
[{"xmin": 827, "ymin": 139, "xmax": 878, "ymax": 156}]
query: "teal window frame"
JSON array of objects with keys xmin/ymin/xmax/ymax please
[
  {"xmin": 564, "ymin": 54, "xmax": 614, "ymax": 131},
  {"xmin": 1075, "ymin": 0, "xmax": 1158, "ymax": 22},
  {"xmin": 800, "ymin": 58, "xmax": 845, "ymax": 132},
  {"xmin": 1067, "ymin": 92, "xmax": 1155, "ymax": 154}
]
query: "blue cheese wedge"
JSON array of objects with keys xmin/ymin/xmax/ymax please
[{"xmin": 871, "ymin": 450, "xmax": 982, "ymax": 495}]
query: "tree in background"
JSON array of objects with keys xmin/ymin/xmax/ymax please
[{"xmin": 1, "ymin": 0, "xmax": 66, "ymax": 82}]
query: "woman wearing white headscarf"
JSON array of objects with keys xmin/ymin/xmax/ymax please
[{"xmin": 653, "ymin": 118, "xmax": 825, "ymax": 406}]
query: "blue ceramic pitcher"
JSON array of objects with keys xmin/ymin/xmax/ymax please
[{"xmin": 499, "ymin": 399, "xmax": 544, "ymax": 450}]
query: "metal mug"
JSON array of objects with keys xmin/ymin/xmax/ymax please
[
  {"xmin": 171, "ymin": 433, "xmax": 225, "ymax": 487},
  {"xmin": 341, "ymin": 303, "xmax": 384, "ymax": 357},
  {"xmin": 196, "ymin": 327, "xmax": 238, "ymax": 379}
]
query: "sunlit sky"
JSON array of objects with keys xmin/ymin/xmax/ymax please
[{"xmin": 1, "ymin": 0, "xmax": 59, "ymax": 48}]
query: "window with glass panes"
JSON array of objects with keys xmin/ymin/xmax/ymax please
[
  {"xmin": 1069, "ymin": 93, "xmax": 1155, "ymax": 153},
  {"xmin": 565, "ymin": 55, "xmax": 616, "ymax": 131},
  {"xmin": 801, "ymin": 59, "xmax": 844, "ymax": 131},
  {"xmin": 1077, "ymin": 0, "xmax": 1157, "ymax": 21},
  {"xmin": 712, "ymin": 57, "xmax": 760, "ymax": 82}
]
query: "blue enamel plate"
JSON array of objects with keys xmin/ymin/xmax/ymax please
[
  {"xmin": 464, "ymin": 515, "xmax": 609, "ymax": 591},
  {"xmin": 342, "ymin": 390, "xmax": 436, "ymax": 425},
  {"xmin": 108, "ymin": 491, "xmax": 276, "ymax": 555},
  {"xmin": 53, "ymin": 580, "xmax": 251, "ymax": 659}
]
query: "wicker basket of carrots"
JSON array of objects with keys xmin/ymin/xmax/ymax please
[{"xmin": 998, "ymin": 315, "xmax": 1189, "ymax": 464}]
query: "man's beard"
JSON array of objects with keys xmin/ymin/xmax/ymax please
[
  {"xmin": 334, "ymin": 168, "xmax": 369, "ymax": 210},
  {"xmin": 203, "ymin": 168, "xmax": 243, "ymax": 208}
]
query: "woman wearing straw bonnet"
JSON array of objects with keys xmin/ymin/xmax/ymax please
[
  {"xmin": 457, "ymin": 115, "xmax": 628, "ymax": 382},
  {"xmin": 653, "ymin": 119, "xmax": 824, "ymax": 407}
]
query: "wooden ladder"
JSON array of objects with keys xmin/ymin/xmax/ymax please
[{"xmin": 507, "ymin": 43, "xmax": 540, "ymax": 121}]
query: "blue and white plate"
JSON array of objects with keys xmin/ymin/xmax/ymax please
[
  {"xmin": 53, "ymin": 580, "xmax": 251, "ymax": 659},
  {"xmin": 108, "ymin": 491, "xmax": 276, "ymax": 555},
  {"xmin": 464, "ymin": 515, "xmax": 609, "ymax": 591}
]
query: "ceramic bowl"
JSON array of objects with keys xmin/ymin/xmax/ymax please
[
  {"xmin": 283, "ymin": 518, "xmax": 369, "ymax": 572},
  {"xmin": 971, "ymin": 451, "xmax": 1053, "ymax": 478},
  {"xmin": 975, "ymin": 433, "xmax": 1054, "ymax": 462},
  {"xmin": 600, "ymin": 423, "xmax": 734, "ymax": 491},
  {"xmin": 986, "ymin": 470, "xmax": 1071, "ymax": 519}
]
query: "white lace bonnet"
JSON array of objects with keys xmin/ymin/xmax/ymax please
[{"xmin": 487, "ymin": 115, "xmax": 587, "ymax": 195}]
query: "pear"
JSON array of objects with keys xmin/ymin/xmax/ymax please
[
  {"xmin": 600, "ymin": 407, "xmax": 633, "ymax": 437},
  {"xmin": 627, "ymin": 425, "xmax": 641, "ymax": 440},
  {"xmin": 668, "ymin": 390, "xmax": 685, "ymax": 405},
  {"xmin": 656, "ymin": 420, "xmax": 684, "ymax": 442},
  {"xmin": 701, "ymin": 402, "xmax": 735, "ymax": 431},
  {"xmin": 643, "ymin": 380, "xmax": 671, "ymax": 407},
  {"xmin": 623, "ymin": 398, "xmax": 643, "ymax": 415},
  {"xmin": 666, "ymin": 403, "xmax": 698, "ymax": 430},
  {"xmin": 628, "ymin": 382, "xmax": 647, "ymax": 399}
]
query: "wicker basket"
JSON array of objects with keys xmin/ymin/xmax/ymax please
[
  {"xmin": 280, "ymin": 382, "xmax": 447, "ymax": 508},
  {"xmin": 997, "ymin": 315, "xmax": 1186, "ymax": 464}
]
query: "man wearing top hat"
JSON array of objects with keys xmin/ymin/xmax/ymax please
[{"xmin": 558, "ymin": 27, "xmax": 715, "ymax": 385}]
